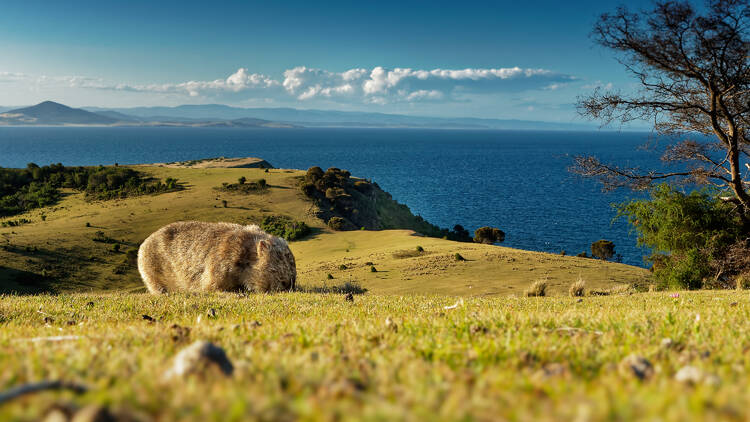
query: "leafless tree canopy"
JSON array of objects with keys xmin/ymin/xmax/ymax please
[{"xmin": 573, "ymin": 0, "xmax": 750, "ymax": 220}]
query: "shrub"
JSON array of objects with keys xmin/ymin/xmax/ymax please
[
  {"xmin": 416, "ymin": 246, "xmax": 424, "ymax": 252},
  {"xmin": 370, "ymin": 266, "xmax": 377, "ymax": 272},
  {"xmin": 736, "ymin": 274, "xmax": 750, "ymax": 290},
  {"xmin": 474, "ymin": 226, "xmax": 506, "ymax": 244},
  {"xmin": 454, "ymin": 253, "xmax": 466, "ymax": 261},
  {"xmin": 591, "ymin": 240, "xmax": 615, "ymax": 260},
  {"xmin": 569, "ymin": 278, "xmax": 585, "ymax": 297},
  {"xmin": 576, "ymin": 251, "xmax": 588, "ymax": 258},
  {"xmin": 616, "ymin": 184, "xmax": 744, "ymax": 289},
  {"xmin": 327, "ymin": 216, "xmax": 353, "ymax": 231},
  {"xmin": 259, "ymin": 215, "xmax": 311, "ymax": 241},
  {"xmin": 218, "ymin": 179, "xmax": 268, "ymax": 194},
  {"xmin": 525, "ymin": 280, "xmax": 547, "ymax": 297},
  {"xmin": 338, "ymin": 264, "xmax": 348, "ymax": 270},
  {"xmin": 222, "ymin": 200, "xmax": 228, "ymax": 208},
  {"xmin": 327, "ymin": 273, "xmax": 334, "ymax": 280},
  {"xmin": 305, "ymin": 166, "xmax": 324, "ymax": 183}
]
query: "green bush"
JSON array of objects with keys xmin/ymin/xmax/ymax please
[
  {"xmin": 259, "ymin": 215, "xmax": 311, "ymax": 241},
  {"xmin": 591, "ymin": 240, "xmax": 615, "ymax": 260},
  {"xmin": 616, "ymin": 184, "xmax": 745, "ymax": 289},
  {"xmin": 218, "ymin": 179, "xmax": 268, "ymax": 194},
  {"xmin": 327, "ymin": 216, "xmax": 353, "ymax": 231},
  {"xmin": 473, "ymin": 226, "xmax": 505, "ymax": 244},
  {"xmin": 0, "ymin": 163, "xmax": 181, "ymax": 217}
]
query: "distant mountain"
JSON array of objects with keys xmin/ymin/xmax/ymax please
[
  {"xmin": 0, "ymin": 101, "xmax": 607, "ymax": 130},
  {"xmin": 0, "ymin": 101, "xmax": 296, "ymax": 128},
  {"xmin": 85, "ymin": 104, "xmax": 599, "ymax": 130},
  {"xmin": 1, "ymin": 101, "xmax": 118, "ymax": 125}
]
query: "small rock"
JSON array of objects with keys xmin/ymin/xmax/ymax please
[
  {"xmin": 206, "ymin": 308, "xmax": 217, "ymax": 318},
  {"xmin": 42, "ymin": 404, "xmax": 73, "ymax": 422},
  {"xmin": 674, "ymin": 365, "xmax": 703, "ymax": 385},
  {"xmin": 619, "ymin": 354, "xmax": 654, "ymax": 380},
  {"xmin": 345, "ymin": 293, "xmax": 354, "ymax": 302},
  {"xmin": 385, "ymin": 317, "xmax": 398, "ymax": 332},
  {"xmin": 470, "ymin": 324, "xmax": 488, "ymax": 334},
  {"xmin": 169, "ymin": 324, "xmax": 191, "ymax": 342},
  {"xmin": 674, "ymin": 365, "xmax": 719, "ymax": 386},
  {"xmin": 163, "ymin": 340, "xmax": 234, "ymax": 381},
  {"xmin": 533, "ymin": 363, "xmax": 569, "ymax": 380},
  {"xmin": 71, "ymin": 404, "xmax": 116, "ymax": 422}
]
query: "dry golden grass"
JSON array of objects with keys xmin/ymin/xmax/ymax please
[
  {"xmin": 0, "ymin": 165, "xmax": 650, "ymax": 297},
  {"xmin": 569, "ymin": 278, "xmax": 586, "ymax": 297}
]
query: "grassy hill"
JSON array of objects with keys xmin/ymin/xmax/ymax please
[
  {"xmin": 0, "ymin": 164, "xmax": 649, "ymax": 295},
  {"xmin": 0, "ymin": 291, "xmax": 746, "ymax": 421}
]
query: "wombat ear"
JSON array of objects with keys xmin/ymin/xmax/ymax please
[{"xmin": 257, "ymin": 240, "xmax": 270, "ymax": 255}]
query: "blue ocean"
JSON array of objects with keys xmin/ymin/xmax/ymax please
[{"xmin": 0, "ymin": 127, "xmax": 673, "ymax": 267}]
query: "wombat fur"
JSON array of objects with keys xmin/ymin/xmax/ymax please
[{"xmin": 138, "ymin": 221, "xmax": 296, "ymax": 293}]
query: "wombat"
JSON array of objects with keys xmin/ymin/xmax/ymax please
[{"xmin": 137, "ymin": 221, "xmax": 296, "ymax": 293}]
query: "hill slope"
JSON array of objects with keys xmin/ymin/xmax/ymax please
[
  {"xmin": 0, "ymin": 101, "xmax": 118, "ymax": 125},
  {"xmin": 0, "ymin": 163, "xmax": 649, "ymax": 295}
]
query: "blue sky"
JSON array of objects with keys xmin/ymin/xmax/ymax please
[{"xmin": 0, "ymin": 0, "xmax": 656, "ymax": 121}]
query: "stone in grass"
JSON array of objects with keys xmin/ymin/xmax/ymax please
[
  {"xmin": 162, "ymin": 341, "xmax": 234, "ymax": 381},
  {"xmin": 674, "ymin": 365, "xmax": 721, "ymax": 386},
  {"xmin": 618, "ymin": 354, "xmax": 654, "ymax": 381}
]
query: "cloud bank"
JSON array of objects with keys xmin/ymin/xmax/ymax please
[{"xmin": 3, "ymin": 66, "xmax": 577, "ymax": 105}]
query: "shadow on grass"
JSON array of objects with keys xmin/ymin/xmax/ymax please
[
  {"xmin": 0, "ymin": 266, "xmax": 58, "ymax": 295},
  {"xmin": 297, "ymin": 282, "xmax": 367, "ymax": 295}
]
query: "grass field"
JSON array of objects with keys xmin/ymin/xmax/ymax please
[
  {"xmin": 1, "ymin": 291, "xmax": 748, "ymax": 421},
  {"xmin": 0, "ymin": 164, "xmax": 649, "ymax": 296},
  {"xmin": 1, "ymin": 163, "xmax": 695, "ymax": 421}
]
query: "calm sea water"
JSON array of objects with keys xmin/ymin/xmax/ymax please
[{"xmin": 0, "ymin": 127, "xmax": 670, "ymax": 267}]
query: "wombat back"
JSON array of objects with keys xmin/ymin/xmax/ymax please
[{"xmin": 138, "ymin": 221, "xmax": 296, "ymax": 293}]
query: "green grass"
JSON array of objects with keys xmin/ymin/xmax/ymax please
[{"xmin": 0, "ymin": 291, "xmax": 748, "ymax": 420}]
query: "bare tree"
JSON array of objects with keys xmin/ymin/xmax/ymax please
[{"xmin": 573, "ymin": 0, "xmax": 750, "ymax": 224}]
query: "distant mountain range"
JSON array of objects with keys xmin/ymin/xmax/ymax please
[
  {"xmin": 0, "ymin": 101, "xmax": 296, "ymax": 128},
  {"xmin": 0, "ymin": 100, "xmax": 603, "ymax": 130},
  {"xmin": 86, "ymin": 104, "xmax": 599, "ymax": 130}
]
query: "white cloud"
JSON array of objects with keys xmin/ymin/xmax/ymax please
[{"xmin": 0, "ymin": 65, "xmax": 577, "ymax": 105}]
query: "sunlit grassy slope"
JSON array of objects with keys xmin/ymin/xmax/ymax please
[
  {"xmin": 0, "ymin": 165, "xmax": 649, "ymax": 295},
  {"xmin": 0, "ymin": 291, "xmax": 748, "ymax": 421}
]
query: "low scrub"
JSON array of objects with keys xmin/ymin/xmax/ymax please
[
  {"xmin": 0, "ymin": 163, "xmax": 181, "ymax": 217},
  {"xmin": 474, "ymin": 226, "xmax": 505, "ymax": 244},
  {"xmin": 259, "ymin": 215, "xmax": 311, "ymax": 241},
  {"xmin": 569, "ymin": 278, "xmax": 585, "ymax": 297},
  {"xmin": 218, "ymin": 178, "xmax": 267, "ymax": 194},
  {"xmin": 525, "ymin": 280, "xmax": 547, "ymax": 297}
]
